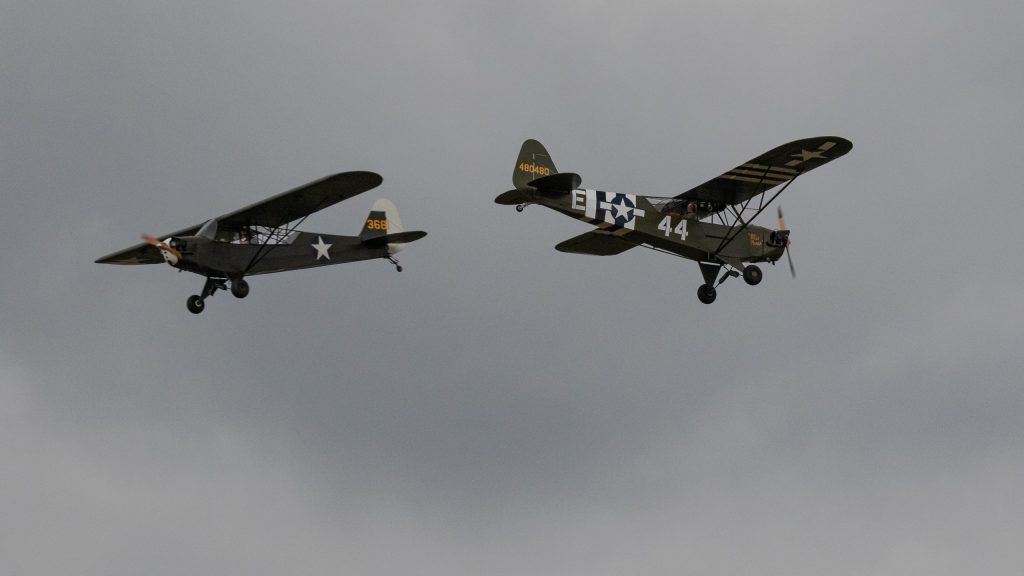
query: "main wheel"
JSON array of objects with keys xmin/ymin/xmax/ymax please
[
  {"xmin": 187, "ymin": 295, "xmax": 205, "ymax": 314},
  {"xmin": 230, "ymin": 278, "xmax": 249, "ymax": 299},
  {"xmin": 743, "ymin": 265, "xmax": 763, "ymax": 286},
  {"xmin": 697, "ymin": 284, "xmax": 717, "ymax": 304}
]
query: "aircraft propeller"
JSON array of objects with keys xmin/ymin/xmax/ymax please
[
  {"xmin": 777, "ymin": 206, "xmax": 795, "ymax": 278},
  {"xmin": 142, "ymin": 234, "xmax": 181, "ymax": 265}
]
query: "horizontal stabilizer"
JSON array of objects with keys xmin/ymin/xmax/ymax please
[
  {"xmin": 555, "ymin": 230, "xmax": 635, "ymax": 256},
  {"xmin": 528, "ymin": 172, "xmax": 581, "ymax": 193},
  {"xmin": 361, "ymin": 230, "xmax": 427, "ymax": 247},
  {"xmin": 495, "ymin": 189, "xmax": 531, "ymax": 205}
]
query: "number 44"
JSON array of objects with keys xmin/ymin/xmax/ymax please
[{"xmin": 657, "ymin": 216, "xmax": 688, "ymax": 240}]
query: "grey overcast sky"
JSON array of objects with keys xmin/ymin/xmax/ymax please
[{"xmin": 3, "ymin": 1, "xmax": 1023, "ymax": 574}]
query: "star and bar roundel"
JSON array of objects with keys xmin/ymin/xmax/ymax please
[{"xmin": 574, "ymin": 190, "xmax": 646, "ymax": 229}]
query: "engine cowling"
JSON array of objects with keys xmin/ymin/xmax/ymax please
[{"xmin": 767, "ymin": 229, "xmax": 790, "ymax": 247}]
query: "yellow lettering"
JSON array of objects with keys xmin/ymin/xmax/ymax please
[{"xmin": 518, "ymin": 163, "xmax": 551, "ymax": 176}]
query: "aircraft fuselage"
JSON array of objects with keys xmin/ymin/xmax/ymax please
[
  {"xmin": 168, "ymin": 232, "xmax": 389, "ymax": 279},
  {"xmin": 533, "ymin": 188, "xmax": 786, "ymax": 266}
]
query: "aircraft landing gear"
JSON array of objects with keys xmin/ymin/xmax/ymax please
[
  {"xmin": 187, "ymin": 295, "xmax": 205, "ymax": 314},
  {"xmin": 742, "ymin": 265, "xmax": 763, "ymax": 286},
  {"xmin": 387, "ymin": 256, "xmax": 402, "ymax": 272},
  {"xmin": 697, "ymin": 284, "xmax": 717, "ymax": 304},
  {"xmin": 230, "ymin": 278, "xmax": 249, "ymax": 298},
  {"xmin": 515, "ymin": 203, "xmax": 528, "ymax": 212},
  {"xmin": 187, "ymin": 277, "xmax": 228, "ymax": 314}
]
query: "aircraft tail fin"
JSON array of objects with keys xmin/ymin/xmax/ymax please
[
  {"xmin": 513, "ymin": 139, "xmax": 557, "ymax": 190},
  {"xmin": 359, "ymin": 198, "xmax": 403, "ymax": 240},
  {"xmin": 359, "ymin": 199, "xmax": 426, "ymax": 253}
]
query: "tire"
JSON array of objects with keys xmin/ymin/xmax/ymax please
[
  {"xmin": 743, "ymin": 265, "xmax": 763, "ymax": 286},
  {"xmin": 230, "ymin": 278, "xmax": 249, "ymax": 299},
  {"xmin": 187, "ymin": 295, "xmax": 205, "ymax": 314},
  {"xmin": 697, "ymin": 284, "xmax": 717, "ymax": 304}
]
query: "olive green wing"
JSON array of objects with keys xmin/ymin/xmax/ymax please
[
  {"xmin": 95, "ymin": 243, "xmax": 167, "ymax": 265},
  {"xmin": 96, "ymin": 171, "xmax": 382, "ymax": 264},
  {"xmin": 674, "ymin": 137, "xmax": 852, "ymax": 206},
  {"xmin": 95, "ymin": 222, "xmax": 203, "ymax": 265},
  {"xmin": 214, "ymin": 171, "xmax": 382, "ymax": 231},
  {"xmin": 555, "ymin": 230, "xmax": 636, "ymax": 255}
]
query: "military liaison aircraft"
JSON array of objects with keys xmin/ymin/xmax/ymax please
[
  {"xmin": 96, "ymin": 171, "xmax": 426, "ymax": 313},
  {"xmin": 496, "ymin": 137, "xmax": 851, "ymax": 303}
]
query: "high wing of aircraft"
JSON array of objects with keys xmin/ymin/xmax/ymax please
[
  {"xmin": 496, "ymin": 137, "xmax": 852, "ymax": 303},
  {"xmin": 96, "ymin": 171, "xmax": 427, "ymax": 313}
]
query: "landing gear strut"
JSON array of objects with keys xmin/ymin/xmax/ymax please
[
  {"xmin": 387, "ymin": 256, "xmax": 403, "ymax": 272},
  {"xmin": 697, "ymin": 262, "xmax": 723, "ymax": 304},
  {"xmin": 186, "ymin": 277, "xmax": 229, "ymax": 314},
  {"xmin": 694, "ymin": 260, "xmax": 770, "ymax": 303}
]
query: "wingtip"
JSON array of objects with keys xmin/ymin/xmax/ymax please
[{"xmin": 319, "ymin": 170, "xmax": 384, "ymax": 190}]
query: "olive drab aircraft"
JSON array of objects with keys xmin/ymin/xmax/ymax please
[
  {"xmin": 496, "ymin": 137, "xmax": 852, "ymax": 303},
  {"xmin": 96, "ymin": 171, "xmax": 426, "ymax": 313}
]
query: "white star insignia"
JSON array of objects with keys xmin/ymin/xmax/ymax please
[
  {"xmin": 600, "ymin": 195, "xmax": 645, "ymax": 225},
  {"xmin": 792, "ymin": 148, "xmax": 826, "ymax": 162},
  {"xmin": 312, "ymin": 236, "xmax": 332, "ymax": 260}
]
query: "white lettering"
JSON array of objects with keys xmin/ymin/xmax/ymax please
[
  {"xmin": 572, "ymin": 190, "xmax": 586, "ymax": 211},
  {"xmin": 658, "ymin": 215, "xmax": 672, "ymax": 236},
  {"xmin": 674, "ymin": 219, "xmax": 688, "ymax": 241}
]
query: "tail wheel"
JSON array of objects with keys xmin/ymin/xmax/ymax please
[
  {"xmin": 187, "ymin": 295, "xmax": 205, "ymax": 314},
  {"xmin": 697, "ymin": 284, "xmax": 717, "ymax": 304},
  {"xmin": 743, "ymin": 265, "xmax": 763, "ymax": 286}
]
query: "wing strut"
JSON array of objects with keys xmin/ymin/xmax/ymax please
[
  {"xmin": 710, "ymin": 171, "xmax": 799, "ymax": 257},
  {"xmin": 239, "ymin": 212, "xmax": 316, "ymax": 275}
]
